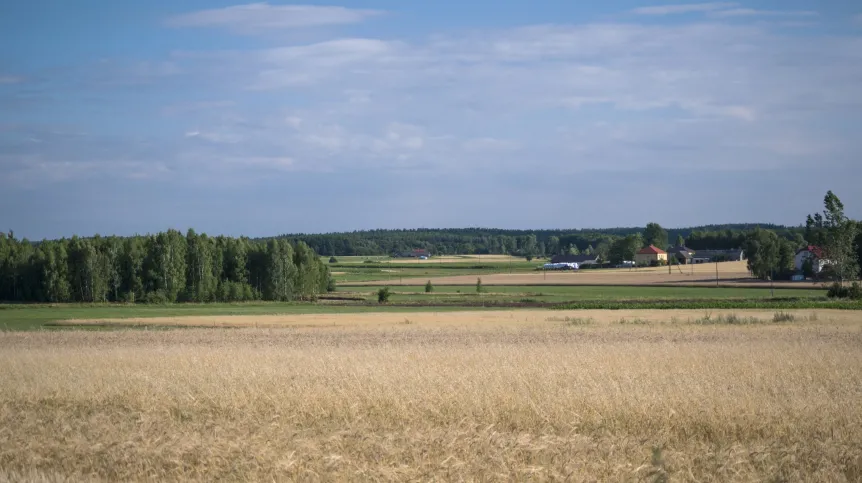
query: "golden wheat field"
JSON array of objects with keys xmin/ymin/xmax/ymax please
[{"xmin": 2, "ymin": 310, "xmax": 861, "ymax": 482}]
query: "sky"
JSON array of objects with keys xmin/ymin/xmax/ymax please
[{"xmin": 1, "ymin": 0, "xmax": 861, "ymax": 239}]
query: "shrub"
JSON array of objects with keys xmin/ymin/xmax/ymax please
[
  {"xmin": 327, "ymin": 278, "xmax": 337, "ymax": 292},
  {"xmin": 849, "ymin": 282, "xmax": 862, "ymax": 301},
  {"xmin": 229, "ymin": 283, "xmax": 244, "ymax": 302},
  {"xmin": 827, "ymin": 283, "xmax": 850, "ymax": 299},
  {"xmin": 425, "ymin": 280, "xmax": 433, "ymax": 293},
  {"xmin": 142, "ymin": 290, "xmax": 169, "ymax": 305},
  {"xmin": 693, "ymin": 313, "xmax": 761, "ymax": 325},
  {"xmin": 329, "ymin": 256, "xmax": 338, "ymax": 263},
  {"xmin": 772, "ymin": 312, "xmax": 796, "ymax": 322},
  {"xmin": 123, "ymin": 291, "xmax": 136, "ymax": 304},
  {"xmin": 476, "ymin": 277, "xmax": 483, "ymax": 293},
  {"xmin": 546, "ymin": 316, "xmax": 594, "ymax": 326},
  {"xmin": 377, "ymin": 287, "xmax": 391, "ymax": 304}
]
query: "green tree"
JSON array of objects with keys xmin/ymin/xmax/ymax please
[
  {"xmin": 595, "ymin": 240, "xmax": 611, "ymax": 262},
  {"xmin": 547, "ymin": 236, "xmax": 560, "ymax": 256},
  {"xmin": 293, "ymin": 241, "xmax": 321, "ymax": 300},
  {"xmin": 609, "ymin": 234, "xmax": 643, "ymax": 265},
  {"xmin": 39, "ymin": 241, "xmax": 71, "ymax": 303},
  {"xmin": 120, "ymin": 238, "xmax": 145, "ymax": 302},
  {"xmin": 806, "ymin": 191, "xmax": 858, "ymax": 283},
  {"xmin": 742, "ymin": 228, "xmax": 780, "ymax": 280},
  {"xmin": 644, "ymin": 223, "xmax": 668, "ymax": 250},
  {"xmin": 676, "ymin": 235, "xmax": 685, "ymax": 248},
  {"xmin": 476, "ymin": 277, "xmax": 483, "ymax": 293},
  {"xmin": 185, "ymin": 230, "xmax": 216, "ymax": 302},
  {"xmin": 522, "ymin": 234, "xmax": 538, "ymax": 259},
  {"xmin": 425, "ymin": 280, "xmax": 433, "ymax": 293},
  {"xmin": 143, "ymin": 230, "xmax": 187, "ymax": 302},
  {"xmin": 776, "ymin": 239, "xmax": 797, "ymax": 280},
  {"xmin": 855, "ymin": 227, "xmax": 862, "ymax": 280},
  {"xmin": 68, "ymin": 236, "xmax": 108, "ymax": 302}
]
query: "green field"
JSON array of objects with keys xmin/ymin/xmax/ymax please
[
  {"xmin": 0, "ymin": 285, "xmax": 833, "ymax": 331},
  {"xmin": 336, "ymin": 285, "xmax": 826, "ymax": 304},
  {"xmin": 329, "ymin": 257, "xmax": 544, "ymax": 282}
]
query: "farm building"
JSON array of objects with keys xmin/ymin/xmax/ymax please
[
  {"xmin": 397, "ymin": 249, "xmax": 431, "ymax": 258},
  {"xmin": 667, "ymin": 246, "xmax": 695, "ymax": 264},
  {"xmin": 550, "ymin": 254, "xmax": 601, "ymax": 266},
  {"xmin": 795, "ymin": 246, "xmax": 829, "ymax": 274},
  {"xmin": 691, "ymin": 249, "xmax": 745, "ymax": 264},
  {"xmin": 635, "ymin": 245, "xmax": 668, "ymax": 265}
]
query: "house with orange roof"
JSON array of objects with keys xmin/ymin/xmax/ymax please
[{"xmin": 635, "ymin": 245, "xmax": 668, "ymax": 266}]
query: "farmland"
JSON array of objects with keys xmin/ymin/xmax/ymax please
[
  {"xmin": 2, "ymin": 241, "xmax": 859, "ymax": 481},
  {"xmin": 2, "ymin": 310, "xmax": 861, "ymax": 481},
  {"xmin": 332, "ymin": 258, "xmax": 825, "ymax": 288},
  {"xmin": 0, "ymin": 282, "xmax": 838, "ymax": 331}
]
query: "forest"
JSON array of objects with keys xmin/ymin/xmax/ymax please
[
  {"xmin": 3, "ymin": 190, "xmax": 860, "ymax": 303},
  {"xmin": 0, "ymin": 230, "xmax": 331, "ymax": 304},
  {"xmin": 276, "ymin": 224, "xmax": 805, "ymax": 258}
]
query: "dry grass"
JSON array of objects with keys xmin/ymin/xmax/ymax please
[{"xmin": 2, "ymin": 312, "xmax": 861, "ymax": 481}]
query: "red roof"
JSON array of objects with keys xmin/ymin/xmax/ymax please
[
  {"xmin": 637, "ymin": 245, "xmax": 667, "ymax": 255},
  {"xmin": 798, "ymin": 245, "xmax": 825, "ymax": 258}
]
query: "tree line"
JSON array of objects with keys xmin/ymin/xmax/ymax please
[
  {"xmin": 0, "ymin": 230, "xmax": 331, "ymax": 303},
  {"xmin": 743, "ymin": 191, "xmax": 861, "ymax": 282},
  {"xmin": 277, "ymin": 224, "xmax": 803, "ymax": 258}
]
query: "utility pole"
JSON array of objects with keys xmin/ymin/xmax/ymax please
[
  {"xmin": 770, "ymin": 267, "xmax": 775, "ymax": 298},
  {"xmin": 715, "ymin": 260, "xmax": 719, "ymax": 287}
]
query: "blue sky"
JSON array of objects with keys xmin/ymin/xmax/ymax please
[{"xmin": 2, "ymin": 1, "xmax": 861, "ymax": 239}]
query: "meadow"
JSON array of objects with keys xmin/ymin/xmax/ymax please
[{"xmin": 2, "ymin": 310, "xmax": 861, "ymax": 481}]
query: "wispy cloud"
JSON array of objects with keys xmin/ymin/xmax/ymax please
[
  {"xmin": 5, "ymin": 8, "xmax": 862, "ymax": 208},
  {"xmin": 165, "ymin": 3, "xmax": 384, "ymax": 33},
  {"xmin": 0, "ymin": 75, "xmax": 25, "ymax": 85},
  {"xmin": 630, "ymin": 3, "xmax": 737, "ymax": 16},
  {"xmin": 711, "ymin": 8, "xmax": 818, "ymax": 18}
]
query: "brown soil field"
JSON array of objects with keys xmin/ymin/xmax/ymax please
[
  {"xmin": 59, "ymin": 308, "xmax": 861, "ymax": 329},
  {"xmin": 353, "ymin": 261, "xmax": 823, "ymax": 288},
  {"xmin": 2, "ymin": 312, "xmax": 861, "ymax": 481}
]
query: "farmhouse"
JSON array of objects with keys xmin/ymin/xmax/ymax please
[
  {"xmin": 795, "ymin": 246, "xmax": 828, "ymax": 274},
  {"xmin": 635, "ymin": 245, "xmax": 668, "ymax": 265},
  {"xmin": 550, "ymin": 254, "xmax": 601, "ymax": 266}
]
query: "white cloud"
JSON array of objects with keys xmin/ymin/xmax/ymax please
[
  {"xmin": 7, "ymin": 12, "xmax": 862, "ymax": 187},
  {"xmin": 166, "ymin": 3, "xmax": 383, "ymax": 33},
  {"xmin": 710, "ymin": 8, "xmax": 818, "ymax": 18},
  {"xmin": 630, "ymin": 3, "xmax": 737, "ymax": 15},
  {"xmin": 144, "ymin": 17, "xmax": 862, "ymax": 179}
]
